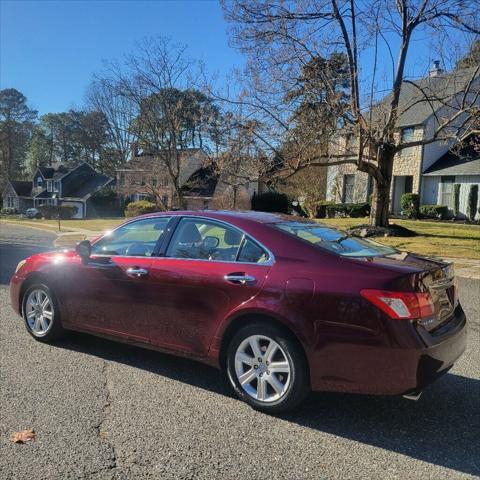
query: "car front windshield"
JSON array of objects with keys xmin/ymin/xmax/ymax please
[{"xmin": 274, "ymin": 222, "xmax": 398, "ymax": 257}]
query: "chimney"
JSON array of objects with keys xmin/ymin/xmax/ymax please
[{"xmin": 429, "ymin": 60, "xmax": 444, "ymax": 77}]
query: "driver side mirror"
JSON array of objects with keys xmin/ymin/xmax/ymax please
[{"xmin": 76, "ymin": 240, "xmax": 92, "ymax": 262}]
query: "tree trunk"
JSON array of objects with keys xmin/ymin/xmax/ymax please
[
  {"xmin": 370, "ymin": 180, "xmax": 390, "ymax": 227},
  {"xmin": 369, "ymin": 146, "xmax": 395, "ymax": 227}
]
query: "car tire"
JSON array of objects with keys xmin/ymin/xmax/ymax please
[
  {"xmin": 226, "ymin": 322, "xmax": 310, "ymax": 413},
  {"xmin": 22, "ymin": 283, "xmax": 65, "ymax": 342}
]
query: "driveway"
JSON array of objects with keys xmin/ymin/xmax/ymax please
[{"xmin": 0, "ymin": 223, "xmax": 479, "ymax": 479}]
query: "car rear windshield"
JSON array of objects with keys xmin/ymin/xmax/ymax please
[{"xmin": 274, "ymin": 222, "xmax": 398, "ymax": 257}]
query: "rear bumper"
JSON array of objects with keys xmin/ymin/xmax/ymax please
[{"xmin": 310, "ymin": 306, "xmax": 467, "ymax": 395}]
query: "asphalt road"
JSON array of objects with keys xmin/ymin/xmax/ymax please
[{"xmin": 0, "ymin": 223, "xmax": 479, "ymax": 479}]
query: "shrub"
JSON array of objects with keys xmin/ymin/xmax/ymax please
[
  {"xmin": 58, "ymin": 206, "xmax": 78, "ymax": 219},
  {"xmin": 315, "ymin": 200, "xmax": 335, "ymax": 218},
  {"xmin": 453, "ymin": 184, "xmax": 461, "ymax": 217},
  {"xmin": 251, "ymin": 191, "xmax": 289, "ymax": 213},
  {"xmin": 38, "ymin": 205, "xmax": 78, "ymax": 219},
  {"xmin": 1, "ymin": 207, "xmax": 17, "ymax": 215},
  {"xmin": 124, "ymin": 200, "xmax": 158, "ymax": 218},
  {"xmin": 400, "ymin": 193, "xmax": 420, "ymax": 219},
  {"xmin": 419, "ymin": 204, "xmax": 449, "ymax": 220},
  {"xmin": 467, "ymin": 184, "xmax": 479, "ymax": 222},
  {"xmin": 326, "ymin": 202, "xmax": 371, "ymax": 218}
]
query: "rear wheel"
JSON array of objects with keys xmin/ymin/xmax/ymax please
[
  {"xmin": 226, "ymin": 322, "xmax": 310, "ymax": 413},
  {"xmin": 22, "ymin": 283, "xmax": 64, "ymax": 342}
]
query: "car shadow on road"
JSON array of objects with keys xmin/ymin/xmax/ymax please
[{"xmin": 56, "ymin": 332, "xmax": 479, "ymax": 477}]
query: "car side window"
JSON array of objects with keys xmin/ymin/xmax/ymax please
[
  {"xmin": 237, "ymin": 238, "xmax": 268, "ymax": 264},
  {"xmin": 91, "ymin": 217, "xmax": 171, "ymax": 257},
  {"xmin": 166, "ymin": 218, "xmax": 244, "ymax": 261}
]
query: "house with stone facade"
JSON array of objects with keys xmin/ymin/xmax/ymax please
[{"xmin": 326, "ymin": 65, "xmax": 480, "ymax": 218}]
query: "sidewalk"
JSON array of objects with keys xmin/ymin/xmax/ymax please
[{"xmin": 441, "ymin": 258, "xmax": 480, "ymax": 280}]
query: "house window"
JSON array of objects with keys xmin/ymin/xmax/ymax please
[
  {"xmin": 151, "ymin": 178, "xmax": 157, "ymax": 187},
  {"xmin": 141, "ymin": 177, "xmax": 146, "ymax": 186},
  {"xmin": 203, "ymin": 200, "xmax": 209, "ymax": 210},
  {"xmin": 36, "ymin": 177, "xmax": 43, "ymax": 188},
  {"xmin": 401, "ymin": 127, "xmax": 415, "ymax": 143},
  {"xmin": 400, "ymin": 127, "xmax": 415, "ymax": 156},
  {"xmin": 160, "ymin": 177, "xmax": 169, "ymax": 187},
  {"xmin": 53, "ymin": 180, "xmax": 60, "ymax": 192},
  {"xmin": 7, "ymin": 196, "xmax": 16, "ymax": 208},
  {"xmin": 440, "ymin": 176, "xmax": 455, "ymax": 209},
  {"xmin": 162, "ymin": 195, "xmax": 169, "ymax": 207},
  {"xmin": 47, "ymin": 180, "xmax": 53, "ymax": 192},
  {"xmin": 135, "ymin": 193, "xmax": 148, "ymax": 201},
  {"xmin": 345, "ymin": 134, "xmax": 358, "ymax": 153},
  {"xmin": 342, "ymin": 175, "xmax": 355, "ymax": 203}
]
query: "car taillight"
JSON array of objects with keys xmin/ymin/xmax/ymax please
[{"xmin": 360, "ymin": 289, "xmax": 434, "ymax": 320}]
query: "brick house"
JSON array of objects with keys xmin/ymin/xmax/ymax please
[
  {"xmin": 2, "ymin": 163, "xmax": 114, "ymax": 218},
  {"xmin": 116, "ymin": 148, "xmax": 259, "ymax": 210},
  {"xmin": 116, "ymin": 148, "xmax": 209, "ymax": 208},
  {"xmin": 327, "ymin": 65, "xmax": 480, "ymax": 217}
]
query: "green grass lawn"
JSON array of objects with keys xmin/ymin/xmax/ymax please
[
  {"xmin": 0, "ymin": 217, "xmax": 123, "ymax": 233},
  {"xmin": 2, "ymin": 215, "xmax": 479, "ymax": 260}
]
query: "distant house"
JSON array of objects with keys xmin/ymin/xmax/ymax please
[
  {"xmin": 423, "ymin": 138, "xmax": 480, "ymax": 218},
  {"xmin": 327, "ymin": 65, "xmax": 480, "ymax": 217},
  {"xmin": 116, "ymin": 148, "xmax": 209, "ymax": 208},
  {"xmin": 2, "ymin": 163, "xmax": 114, "ymax": 218},
  {"xmin": 116, "ymin": 147, "xmax": 259, "ymax": 210}
]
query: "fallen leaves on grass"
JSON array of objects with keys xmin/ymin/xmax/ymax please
[{"xmin": 10, "ymin": 429, "xmax": 36, "ymax": 444}]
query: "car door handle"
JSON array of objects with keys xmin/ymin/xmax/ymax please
[
  {"xmin": 224, "ymin": 274, "xmax": 256, "ymax": 285},
  {"xmin": 126, "ymin": 267, "xmax": 149, "ymax": 277}
]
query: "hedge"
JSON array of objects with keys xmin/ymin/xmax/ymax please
[
  {"xmin": 419, "ymin": 204, "xmax": 449, "ymax": 220},
  {"xmin": 400, "ymin": 193, "xmax": 420, "ymax": 219},
  {"xmin": 38, "ymin": 205, "xmax": 78, "ymax": 219},
  {"xmin": 1, "ymin": 207, "xmax": 17, "ymax": 215},
  {"xmin": 467, "ymin": 184, "xmax": 478, "ymax": 222},
  {"xmin": 124, "ymin": 200, "xmax": 158, "ymax": 218},
  {"xmin": 315, "ymin": 200, "xmax": 335, "ymax": 219},
  {"xmin": 251, "ymin": 191, "xmax": 289, "ymax": 214},
  {"xmin": 326, "ymin": 202, "xmax": 370, "ymax": 218},
  {"xmin": 454, "ymin": 184, "xmax": 461, "ymax": 217}
]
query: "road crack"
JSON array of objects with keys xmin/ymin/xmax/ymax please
[{"xmin": 97, "ymin": 359, "xmax": 119, "ymax": 472}]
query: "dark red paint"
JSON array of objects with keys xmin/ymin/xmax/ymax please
[{"xmin": 10, "ymin": 211, "xmax": 467, "ymax": 396}]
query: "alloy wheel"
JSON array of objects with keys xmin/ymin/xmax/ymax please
[
  {"xmin": 25, "ymin": 289, "xmax": 54, "ymax": 336},
  {"xmin": 234, "ymin": 334, "xmax": 291, "ymax": 403}
]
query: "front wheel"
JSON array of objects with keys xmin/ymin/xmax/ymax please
[
  {"xmin": 226, "ymin": 322, "xmax": 310, "ymax": 413},
  {"xmin": 22, "ymin": 283, "xmax": 64, "ymax": 342}
]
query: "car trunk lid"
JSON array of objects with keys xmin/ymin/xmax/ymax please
[
  {"xmin": 348, "ymin": 253, "xmax": 457, "ymax": 331},
  {"xmin": 415, "ymin": 263, "xmax": 457, "ymax": 332}
]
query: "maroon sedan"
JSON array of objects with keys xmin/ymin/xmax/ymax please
[{"xmin": 10, "ymin": 211, "xmax": 466, "ymax": 413}]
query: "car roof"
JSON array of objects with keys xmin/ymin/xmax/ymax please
[{"xmin": 138, "ymin": 210, "xmax": 295, "ymax": 226}]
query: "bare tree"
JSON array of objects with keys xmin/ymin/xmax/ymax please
[
  {"xmin": 95, "ymin": 37, "xmax": 225, "ymax": 209},
  {"xmin": 86, "ymin": 77, "xmax": 137, "ymax": 166},
  {"xmin": 213, "ymin": 113, "xmax": 266, "ymax": 209},
  {"xmin": 222, "ymin": 0, "xmax": 480, "ymax": 226}
]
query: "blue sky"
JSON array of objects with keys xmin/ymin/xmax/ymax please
[
  {"xmin": 1, "ymin": 0, "xmax": 468, "ymax": 116},
  {"xmin": 1, "ymin": 0, "xmax": 243, "ymax": 115}
]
